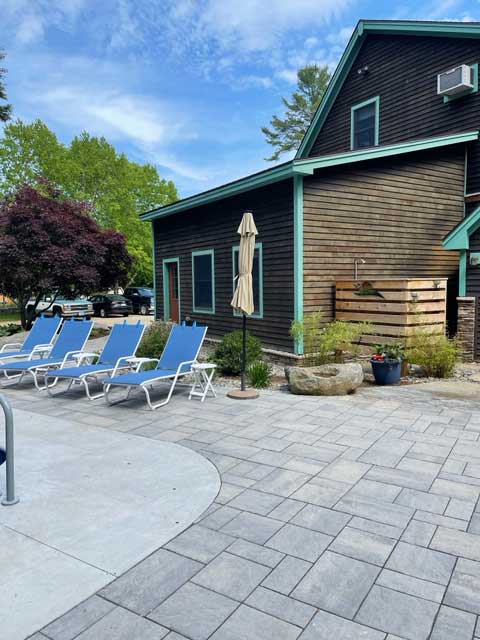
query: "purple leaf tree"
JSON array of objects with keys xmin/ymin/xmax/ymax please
[{"xmin": 0, "ymin": 182, "xmax": 133, "ymax": 328}]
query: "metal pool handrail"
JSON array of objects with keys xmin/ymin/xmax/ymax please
[{"xmin": 0, "ymin": 393, "xmax": 19, "ymax": 505}]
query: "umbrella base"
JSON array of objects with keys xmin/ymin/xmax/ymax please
[{"xmin": 227, "ymin": 389, "xmax": 259, "ymax": 400}]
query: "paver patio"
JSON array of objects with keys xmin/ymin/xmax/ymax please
[{"xmin": 3, "ymin": 379, "xmax": 480, "ymax": 639}]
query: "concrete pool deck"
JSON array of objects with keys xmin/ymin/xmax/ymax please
[{"xmin": 0, "ymin": 398, "xmax": 219, "ymax": 640}]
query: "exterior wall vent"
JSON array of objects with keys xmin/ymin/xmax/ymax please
[{"xmin": 437, "ymin": 64, "xmax": 474, "ymax": 97}]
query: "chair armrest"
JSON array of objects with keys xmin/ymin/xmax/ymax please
[
  {"xmin": 72, "ymin": 352, "xmax": 98, "ymax": 365},
  {"xmin": 60, "ymin": 350, "xmax": 90, "ymax": 368},
  {"xmin": 175, "ymin": 359, "xmax": 197, "ymax": 375},
  {"xmin": 28, "ymin": 343, "xmax": 54, "ymax": 359},
  {"xmin": 111, "ymin": 356, "xmax": 138, "ymax": 376},
  {"xmin": 125, "ymin": 357, "xmax": 159, "ymax": 372},
  {"xmin": 0, "ymin": 342, "xmax": 23, "ymax": 353}
]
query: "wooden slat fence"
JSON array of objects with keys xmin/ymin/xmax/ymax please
[{"xmin": 335, "ymin": 278, "xmax": 447, "ymax": 345}]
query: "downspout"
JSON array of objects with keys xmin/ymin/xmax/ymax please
[
  {"xmin": 151, "ymin": 221, "xmax": 158, "ymax": 319},
  {"xmin": 293, "ymin": 175, "xmax": 304, "ymax": 355},
  {"xmin": 459, "ymin": 250, "xmax": 467, "ymax": 296}
]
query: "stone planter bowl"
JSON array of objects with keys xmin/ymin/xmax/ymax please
[{"xmin": 285, "ymin": 363, "xmax": 364, "ymax": 396}]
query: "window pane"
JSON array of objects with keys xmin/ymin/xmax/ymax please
[
  {"xmin": 194, "ymin": 253, "xmax": 213, "ymax": 310},
  {"xmin": 353, "ymin": 102, "xmax": 376, "ymax": 149},
  {"xmin": 233, "ymin": 247, "xmax": 261, "ymax": 314}
]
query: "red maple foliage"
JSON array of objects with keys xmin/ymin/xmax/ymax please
[{"xmin": 0, "ymin": 182, "xmax": 133, "ymax": 328}]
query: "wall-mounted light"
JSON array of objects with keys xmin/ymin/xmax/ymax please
[{"xmin": 357, "ymin": 65, "xmax": 369, "ymax": 76}]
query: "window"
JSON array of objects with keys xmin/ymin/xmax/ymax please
[
  {"xmin": 192, "ymin": 250, "xmax": 215, "ymax": 313},
  {"xmin": 351, "ymin": 97, "xmax": 379, "ymax": 150},
  {"xmin": 232, "ymin": 243, "xmax": 263, "ymax": 319}
]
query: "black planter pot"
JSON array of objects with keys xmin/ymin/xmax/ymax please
[{"xmin": 370, "ymin": 358, "xmax": 402, "ymax": 385}]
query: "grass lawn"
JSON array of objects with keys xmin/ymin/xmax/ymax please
[{"xmin": 0, "ymin": 311, "xmax": 21, "ymax": 324}]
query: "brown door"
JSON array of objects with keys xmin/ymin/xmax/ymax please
[{"xmin": 168, "ymin": 262, "xmax": 180, "ymax": 323}]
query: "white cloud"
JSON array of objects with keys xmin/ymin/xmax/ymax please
[
  {"xmin": 304, "ymin": 36, "xmax": 319, "ymax": 49},
  {"xmin": 198, "ymin": 0, "xmax": 352, "ymax": 52},
  {"xmin": 275, "ymin": 69, "xmax": 299, "ymax": 84},
  {"xmin": 326, "ymin": 26, "xmax": 353, "ymax": 47},
  {"xmin": 236, "ymin": 75, "xmax": 274, "ymax": 89},
  {"xmin": 4, "ymin": 0, "xmax": 87, "ymax": 44},
  {"xmin": 37, "ymin": 86, "xmax": 192, "ymax": 147}
]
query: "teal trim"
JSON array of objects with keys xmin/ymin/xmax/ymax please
[
  {"xmin": 459, "ymin": 250, "xmax": 467, "ymax": 296},
  {"xmin": 296, "ymin": 22, "xmax": 365, "ymax": 158},
  {"xmin": 294, "ymin": 131, "xmax": 478, "ymax": 173},
  {"xmin": 363, "ymin": 21, "xmax": 480, "ymax": 38},
  {"xmin": 350, "ymin": 96, "xmax": 380, "ymax": 150},
  {"xmin": 232, "ymin": 243, "xmax": 264, "ymax": 319},
  {"xmin": 443, "ymin": 205, "xmax": 480, "ymax": 250},
  {"xmin": 151, "ymin": 222, "xmax": 157, "ymax": 318},
  {"xmin": 141, "ymin": 131, "xmax": 478, "ymax": 222},
  {"xmin": 293, "ymin": 175, "xmax": 304, "ymax": 355},
  {"xmin": 192, "ymin": 249, "xmax": 215, "ymax": 314},
  {"xmin": 141, "ymin": 162, "xmax": 305, "ymax": 221},
  {"xmin": 162, "ymin": 257, "xmax": 180, "ymax": 322},
  {"xmin": 296, "ymin": 20, "xmax": 480, "ymax": 158},
  {"xmin": 443, "ymin": 63, "xmax": 478, "ymax": 103}
]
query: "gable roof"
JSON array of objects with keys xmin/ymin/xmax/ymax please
[
  {"xmin": 443, "ymin": 205, "xmax": 480, "ymax": 250},
  {"xmin": 141, "ymin": 131, "xmax": 478, "ymax": 221},
  {"xmin": 296, "ymin": 20, "xmax": 480, "ymax": 159}
]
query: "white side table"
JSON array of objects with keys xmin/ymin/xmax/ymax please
[{"xmin": 189, "ymin": 363, "xmax": 217, "ymax": 403}]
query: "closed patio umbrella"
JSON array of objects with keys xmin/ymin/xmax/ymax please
[{"xmin": 228, "ymin": 210, "xmax": 259, "ymax": 400}]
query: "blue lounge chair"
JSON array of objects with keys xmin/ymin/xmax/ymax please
[
  {"xmin": 0, "ymin": 315, "xmax": 62, "ymax": 363},
  {"xmin": 0, "ymin": 319, "xmax": 93, "ymax": 389},
  {"xmin": 104, "ymin": 324, "xmax": 207, "ymax": 410},
  {"xmin": 44, "ymin": 320, "xmax": 146, "ymax": 400}
]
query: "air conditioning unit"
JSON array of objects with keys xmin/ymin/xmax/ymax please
[{"xmin": 437, "ymin": 64, "xmax": 474, "ymax": 97}]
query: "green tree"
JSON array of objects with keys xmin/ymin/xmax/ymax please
[
  {"xmin": 0, "ymin": 120, "xmax": 178, "ymax": 283},
  {"xmin": 0, "ymin": 51, "xmax": 12, "ymax": 123},
  {"xmin": 262, "ymin": 64, "xmax": 331, "ymax": 161}
]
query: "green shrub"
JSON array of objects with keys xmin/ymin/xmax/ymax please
[
  {"xmin": 0, "ymin": 322, "xmax": 22, "ymax": 337},
  {"xmin": 136, "ymin": 321, "xmax": 172, "ymax": 360},
  {"xmin": 90, "ymin": 326, "xmax": 110, "ymax": 339},
  {"xmin": 406, "ymin": 329, "xmax": 459, "ymax": 378},
  {"xmin": 290, "ymin": 312, "xmax": 372, "ymax": 366},
  {"xmin": 214, "ymin": 330, "xmax": 262, "ymax": 375},
  {"xmin": 247, "ymin": 360, "xmax": 272, "ymax": 388}
]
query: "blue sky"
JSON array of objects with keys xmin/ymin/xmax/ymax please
[{"xmin": 2, "ymin": 0, "xmax": 480, "ymax": 197}]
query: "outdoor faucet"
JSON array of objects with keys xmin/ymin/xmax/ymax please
[{"xmin": 354, "ymin": 258, "xmax": 366, "ymax": 280}]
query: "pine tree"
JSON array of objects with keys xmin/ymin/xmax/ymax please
[
  {"xmin": 262, "ymin": 64, "xmax": 330, "ymax": 161},
  {"xmin": 0, "ymin": 51, "xmax": 12, "ymax": 123}
]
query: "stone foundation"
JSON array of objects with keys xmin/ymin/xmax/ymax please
[{"xmin": 457, "ymin": 296, "xmax": 476, "ymax": 362}]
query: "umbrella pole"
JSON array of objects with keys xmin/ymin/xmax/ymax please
[
  {"xmin": 241, "ymin": 314, "xmax": 246, "ymax": 392},
  {"xmin": 227, "ymin": 312, "xmax": 259, "ymax": 400}
]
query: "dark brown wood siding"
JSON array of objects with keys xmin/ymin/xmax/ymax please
[
  {"xmin": 303, "ymin": 147, "xmax": 465, "ymax": 321},
  {"xmin": 153, "ymin": 180, "xmax": 295, "ymax": 352},
  {"xmin": 307, "ymin": 34, "xmax": 479, "ymax": 193}
]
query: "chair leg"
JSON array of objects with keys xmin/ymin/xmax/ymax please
[
  {"xmin": 81, "ymin": 376, "xmax": 105, "ymax": 401},
  {"xmin": 0, "ymin": 370, "xmax": 22, "ymax": 387},
  {"xmin": 104, "ymin": 383, "xmax": 134, "ymax": 406},
  {"xmin": 142, "ymin": 376, "xmax": 178, "ymax": 410},
  {"xmin": 45, "ymin": 376, "xmax": 74, "ymax": 397}
]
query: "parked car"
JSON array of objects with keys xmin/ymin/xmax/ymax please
[
  {"xmin": 123, "ymin": 287, "xmax": 154, "ymax": 315},
  {"xmin": 26, "ymin": 294, "xmax": 93, "ymax": 319},
  {"xmin": 88, "ymin": 294, "xmax": 133, "ymax": 318}
]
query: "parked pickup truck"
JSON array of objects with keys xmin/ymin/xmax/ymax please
[{"xmin": 26, "ymin": 294, "xmax": 93, "ymax": 319}]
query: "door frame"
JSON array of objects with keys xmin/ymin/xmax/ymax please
[{"xmin": 162, "ymin": 257, "xmax": 181, "ymax": 322}]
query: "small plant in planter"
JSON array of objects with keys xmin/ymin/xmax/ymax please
[{"xmin": 370, "ymin": 343, "xmax": 405, "ymax": 385}]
